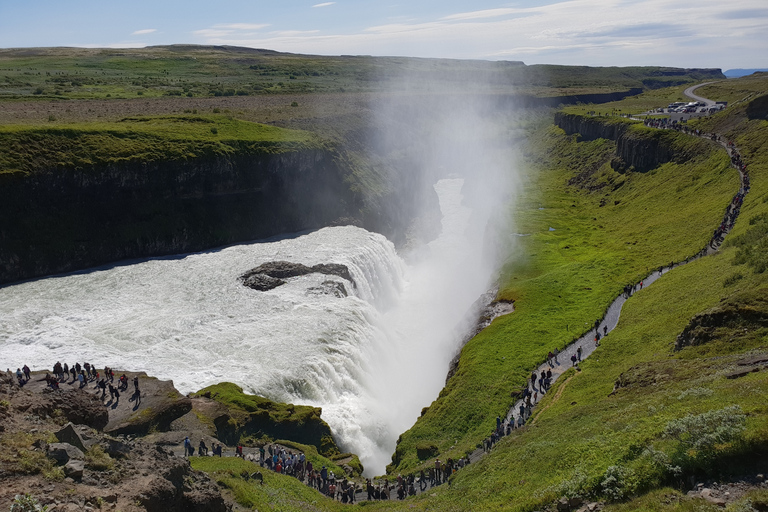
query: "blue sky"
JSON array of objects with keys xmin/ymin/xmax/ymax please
[{"xmin": 1, "ymin": 0, "xmax": 766, "ymax": 68}]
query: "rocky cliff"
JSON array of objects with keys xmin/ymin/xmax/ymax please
[
  {"xmin": 0, "ymin": 147, "xmax": 408, "ymax": 285},
  {"xmin": 554, "ymin": 112, "xmax": 696, "ymax": 173}
]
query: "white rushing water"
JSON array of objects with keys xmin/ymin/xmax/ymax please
[{"xmin": 0, "ymin": 178, "xmax": 493, "ymax": 475}]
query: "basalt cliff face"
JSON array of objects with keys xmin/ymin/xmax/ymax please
[
  {"xmin": 0, "ymin": 147, "xmax": 421, "ymax": 285},
  {"xmin": 554, "ymin": 112, "xmax": 683, "ymax": 173}
]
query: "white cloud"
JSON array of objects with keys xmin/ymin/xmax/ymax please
[
  {"xmin": 131, "ymin": 29, "xmax": 157, "ymax": 36},
  {"xmin": 440, "ymin": 8, "xmax": 526, "ymax": 21},
  {"xmin": 191, "ymin": 0, "xmax": 768, "ymax": 68},
  {"xmin": 213, "ymin": 23, "xmax": 269, "ymax": 31},
  {"xmin": 269, "ymin": 30, "xmax": 321, "ymax": 37},
  {"xmin": 313, "ymin": 2, "xmax": 335, "ymax": 7}
]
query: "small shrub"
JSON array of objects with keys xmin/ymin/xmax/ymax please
[
  {"xmin": 210, "ymin": 127, "xmax": 218, "ymax": 135},
  {"xmin": 137, "ymin": 90, "xmax": 143, "ymax": 95},
  {"xmin": 85, "ymin": 445, "xmax": 114, "ymax": 471},
  {"xmin": 42, "ymin": 465, "xmax": 65, "ymax": 482},
  {"xmin": 601, "ymin": 465, "xmax": 630, "ymax": 501},
  {"xmin": 212, "ymin": 108, "xmax": 220, "ymax": 113},
  {"xmin": 290, "ymin": 101, "xmax": 298, "ymax": 107},
  {"xmin": 677, "ymin": 387, "xmax": 714, "ymax": 400},
  {"xmin": 724, "ymin": 273, "xmax": 744, "ymax": 287},
  {"xmin": 663, "ymin": 405, "xmax": 746, "ymax": 472},
  {"xmin": 10, "ymin": 494, "xmax": 47, "ymax": 511},
  {"xmin": 47, "ymin": 115, "xmax": 56, "ymax": 122}
]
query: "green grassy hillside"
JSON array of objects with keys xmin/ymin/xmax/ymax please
[
  {"xmin": 389, "ymin": 115, "xmax": 738, "ymax": 475},
  {"xmin": 0, "ymin": 46, "xmax": 722, "ymax": 101}
]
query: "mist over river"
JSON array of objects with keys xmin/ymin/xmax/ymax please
[{"xmin": 0, "ymin": 177, "xmax": 496, "ymax": 475}]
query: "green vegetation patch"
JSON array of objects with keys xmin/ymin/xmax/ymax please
[
  {"xmin": 0, "ymin": 431, "xmax": 59, "ymax": 479},
  {"xmin": 0, "ymin": 115, "xmax": 322, "ymax": 174},
  {"xmin": 193, "ymin": 382, "xmax": 340, "ymax": 456}
]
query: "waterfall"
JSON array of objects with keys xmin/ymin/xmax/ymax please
[{"xmin": 0, "ymin": 177, "xmax": 495, "ymax": 475}]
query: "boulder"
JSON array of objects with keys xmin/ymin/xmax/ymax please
[
  {"xmin": 242, "ymin": 261, "xmax": 314, "ymax": 279},
  {"xmin": 105, "ymin": 437, "xmax": 133, "ymax": 458},
  {"xmin": 48, "ymin": 443, "xmax": 85, "ymax": 465},
  {"xmin": 55, "ymin": 423, "xmax": 87, "ymax": 452},
  {"xmin": 239, "ymin": 261, "xmax": 355, "ymax": 292},
  {"xmin": 63, "ymin": 459, "xmax": 85, "ymax": 480},
  {"xmin": 242, "ymin": 273, "xmax": 286, "ymax": 291}
]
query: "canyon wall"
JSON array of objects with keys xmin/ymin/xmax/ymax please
[{"xmin": 0, "ymin": 147, "xmax": 419, "ymax": 285}]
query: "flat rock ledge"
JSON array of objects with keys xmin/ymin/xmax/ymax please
[{"xmin": 239, "ymin": 261, "xmax": 355, "ymax": 292}]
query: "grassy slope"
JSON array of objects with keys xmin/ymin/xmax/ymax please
[
  {"xmin": 0, "ymin": 115, "xmax": 322, "ymax": 174},
  {"xmin": 190, "ymin": 456, "xmax": 346, "ymax": 512},
  {"xmin": 389, "ymin": 116, "xmax": 737, "ymax": 474}
]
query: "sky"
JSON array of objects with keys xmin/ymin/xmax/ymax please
[{"xmin": 1, "ymin": 0, "xmax": 766, "ymax": 69}]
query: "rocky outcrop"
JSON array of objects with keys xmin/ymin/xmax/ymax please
[
  {"xmin": 554, "ymin": 112, "xmax": 696, "ymax": 173},
  {"xmin": 241, "ymin": 273, "xmax": 286, "ymax": 291},
  {"xmin": 239, "ymin": 261, "xmax": 354, "ymax": 292},
  {"xmin": 675, "ymin": 297, "xmax": 768, "ymax": 350},
  {"xmin": 14, "ymin": 387, "xmax": 110, "ymax": 430},
  {"xmin": 133, "ymin": 452, "xmax": 227, "ymax": 512},
  {"xmin": 105, "ymin": 375, "xmax": 192, "ymax": 435},
  {"xmin": 194, "ymin": 382, "xmax": 341, "ymax": 456}
]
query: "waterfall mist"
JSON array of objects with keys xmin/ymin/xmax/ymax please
[{"xmin": 355, "ymin": 66, "xmax": 521, "ymax": 472}]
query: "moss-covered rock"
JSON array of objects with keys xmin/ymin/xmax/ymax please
[{"xmin": 192, "ymin": 382, "xmax": 340, "ymax": 457}]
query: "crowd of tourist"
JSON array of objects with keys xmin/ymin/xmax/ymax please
[{"xmin": 7, "ymin": 361, "xmax": 141, "ymax": 405}]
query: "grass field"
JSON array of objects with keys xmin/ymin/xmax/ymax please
[{"xmin": 0, "ymin": 115, "xmax": 323, "ymax": 174}]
